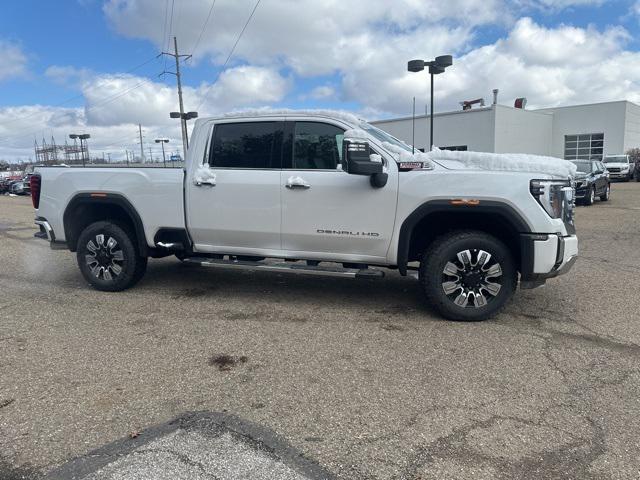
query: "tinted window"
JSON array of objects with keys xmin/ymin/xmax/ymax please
[
  {"xmin": 571, "ymin": 161, "xmax": 590, "ymax": 173},
  {"xmin": 210, "ymin": 122, "xmax": 279, "ymax": 169},
  {"xmin": 293, "ymin": 122, "xmax": 344, "ymax": 170}
]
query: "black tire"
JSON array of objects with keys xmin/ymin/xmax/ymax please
[
  {"xmin": 583, "ymin": 185, "xmax": 595, "ymax": 205},
  {"xmin": 600, "ymin": 183, "xmax": 610, "ymax": 201},
  {"xmin": 76, "ymin": 221, "xmax": 146, "ymax": 291},
  {"xmin": 419, "ymin": 230, "xmax": 517, "ymax": 321}
]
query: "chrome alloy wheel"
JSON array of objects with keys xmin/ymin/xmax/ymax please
[
  {"xmin": 84, "ymin": 234, "xmax": 124, "ymax": 281},
  {"xmin": 441, "ymin": 249, "xmax": 503, "ymax": 308}
]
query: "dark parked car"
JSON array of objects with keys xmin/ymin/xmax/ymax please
[{"xmin": 571, "ymin": 160, "xmax": 610, "ymax": 205}]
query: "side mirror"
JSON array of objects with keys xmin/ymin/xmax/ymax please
[{"xmin": 342, "ymin": 139, "xmax": 383, "ymax": 176}]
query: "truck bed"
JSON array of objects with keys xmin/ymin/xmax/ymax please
[{"xmin": 34, "ymin": 166, "xmax": 186, "ymax": 248}]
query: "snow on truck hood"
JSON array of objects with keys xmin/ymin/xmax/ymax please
[
  {"xmin": 427, "ymin": 148, "xmax": 577, "ymax": 178},
  {"xmin": 343, "ymin": 127, "xmax": 576, "ymax": 178}
]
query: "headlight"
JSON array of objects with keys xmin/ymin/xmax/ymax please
[{"xmin": 530, "ymin": 179, "xmax": 573, "ymax": 219}]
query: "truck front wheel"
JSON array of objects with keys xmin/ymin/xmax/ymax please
[
  {"xmin": 419, "ymin": 231, "xmax": 517, "ymax": 321},
  {"xmin": 76, "ymin": 221, "xmax": 147, "ymax": 292}
]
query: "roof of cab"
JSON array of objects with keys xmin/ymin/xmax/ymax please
[{"xmin": 201, "ymin": 108, "xmax": 363, "ymax": 126}]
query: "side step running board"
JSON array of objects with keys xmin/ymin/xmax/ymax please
[{"xmin": 183, "ymin": 257, "xmax": 384, "ymax": 279}]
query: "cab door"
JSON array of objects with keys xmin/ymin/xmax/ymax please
[
  {"xmin": 279, "ymin": 120, "xmax": 398, "ymax": 262},
  {"xmin": 185, "ymin": 120, "xmax": 284, "ymax": 254}
]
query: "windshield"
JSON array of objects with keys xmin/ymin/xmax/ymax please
[
  {"xmin": 358, "ymin": 122, "xmax": 414, "ymax": 153},
  {"xmin": 603, "ymin": 155, "xmax": 628, "ymax": 163},
  {"xmin": 571, "ymin": 161, "xmax": 591, "ymax": 173}
]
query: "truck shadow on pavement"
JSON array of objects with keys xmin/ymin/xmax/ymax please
[{"xmin": 135, "ymin": 259, "xmax": 440, "ymax": 321}]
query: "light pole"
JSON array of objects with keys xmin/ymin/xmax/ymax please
[
  {"xmin": 69, "ymin": 133, "xmax": 90, "ymax": 166},
  {"xmin": 155, "ymin": 138, "xmax": 169, "ymax": 167},
  {"xmin": 170, "ymin": 111, "xmax": 198, "ymax": 157},
  {"xmin": 408, "ymin": 55, "xmax": 453, "ymax": 151}
]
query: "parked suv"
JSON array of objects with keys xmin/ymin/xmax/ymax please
[
  {"xmin": 31, "ymin": 110, "xmax": 578, "ymax": 321},
  {"xmin": 603, "ymin": 154, "xmax": 635, "ymax": 181},
  {"xmin": 571, "ymin": 160, "xmax": 610, "ymax": 205}
]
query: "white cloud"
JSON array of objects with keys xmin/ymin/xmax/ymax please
[
  {"xmin": 0, "ymin": 39, "xmax": 28, "ymax": 82},
  {"xmin": 3, "ymin": 0, "xmax": 640, "ymax": 162},
  {"xmin": 104, "ymin": 0, "xmax": 504, "ymax": 76},
  {"xmin": 0, "ymin": 65, "xmax": 291, "ymax": 162},
  {"xmin": 437, "ymin": 18, "xmax": 640, "ymax": 111},
  {"xmin": 516, "ymin": 0, "xmax": 607, "ymax": 9},
  {"xmin": 45, "ymin": 65, "xmax": 94, "ymax": 88},
  {"xmin": 308, "ymin": 86, "xmax": 336, "ymax": 100}
]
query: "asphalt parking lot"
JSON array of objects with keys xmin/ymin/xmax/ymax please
[{"xmin": 1, "ymin": 182, "xmax": 640, "ymax": 479}]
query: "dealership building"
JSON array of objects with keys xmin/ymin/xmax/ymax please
[{"xmin": 371, "ymin": 99, "xmax": 640, "ymax": 161}]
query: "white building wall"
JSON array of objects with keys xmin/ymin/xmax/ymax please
[
  {"xmin": 493, "ymin": 105, "xmax": 553, "ymax": 155},
  {"xmin": 373, "ymin": 100, "xmax": 640, "ymax": 159},
  {"xmin": 371, "ymin": 108, "xmax": 495, "ymax": 152},
  {"xmin": 624, "ymin": 102, "xmax": 640, "ymax": 152},
  {"xmin": 538, "ymin": 101, "xmax": 627, "ymax": 157}
]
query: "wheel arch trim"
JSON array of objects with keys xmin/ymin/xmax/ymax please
[
  {"xmin": 396, "ymin": 200, "xmax": 533, "ymax": 276},
  {"xmin": 63, "ymin": 193, "xmax": 148, "ymax": 255}
]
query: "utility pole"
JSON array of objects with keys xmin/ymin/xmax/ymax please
[
  {"xmin": 161, "ymin": 37, "xmax": 192, "ymax": 160},
  {"xmin": 125, "ymin": 150, "xmax": 129, "ymax": 166},
  {"xmin": 148, "ymin": 146, "xmax": 153, "ymax": 163},
  {"xmin": 138, "ymin": 123, "xmax": 145, "ymax": 164}
]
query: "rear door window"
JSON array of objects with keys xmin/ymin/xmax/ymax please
[{"xmin": 209, "ymin": 122, "xmax": 282, "ymax": 169}]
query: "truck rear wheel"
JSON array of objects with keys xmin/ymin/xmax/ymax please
[
  {"xmin": 76, "ymin": 221, "xmax": 147, "ymax": 292},
  {"xmin": 419, "ymin": 231, "xmax": 517, "ymax": 321}
]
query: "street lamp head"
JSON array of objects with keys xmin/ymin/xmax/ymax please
[
  {"xmin": 69, "ymin": 134, "xmax": 78, "ymax": 139},
  {"xmin": 155, "ymin": 138, "xmax": 170, "ymax": 143},
  {"xmin": 428, "ymin": 65, "xmax": 445, "ymax": 75},
  {"xmin": 185, "ymin": 111, "xmax": 198, "ymax": 120},
  {"xmin": 169, "ymin": 112, "xmax": 181, "ymax": 119},
  {"xmin": 79, "ymin": 134, "xmax": 90, "ymax": 140},
  {"xmin": 435, "ymin": 55, "xmax": 453, "ymax": 68},
  {"xmin": 407, "ymin": 59, "xmax": 425, "ymax": 72}
]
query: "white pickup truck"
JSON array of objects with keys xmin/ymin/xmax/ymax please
[{"xmin": 32, "ymin": 110, "xmax": 578, "ymax": 321}]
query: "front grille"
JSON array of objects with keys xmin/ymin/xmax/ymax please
[{"xmin": 607, "ymin": 167, "xmax": 620, "ymax": 173}]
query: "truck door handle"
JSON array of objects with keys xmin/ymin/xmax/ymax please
[
  {"xmin": 286, "ymin": 176, "xmax": 311, "ymax": 189},
  {"xmin": 194, "ymin": 176, "xmax": 216, "ymax": 187}
]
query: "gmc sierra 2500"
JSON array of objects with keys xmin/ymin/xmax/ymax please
[{"xmin": 32, "ymin": 110, "xmax": 578, "ymax": 321}]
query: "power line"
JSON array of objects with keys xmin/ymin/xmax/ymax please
[
  {"xmin": 196, "ymin": 0, "xmax": 262, "ymax": 111},
  {"xmin": 191, "ymin": 0, "xmax": 217, "ymax": 59},
  {"xmin": 163, "ymin": 0, "xmax": 176, "ymax": 76},
  {"xmin": 161, "ymin": 0, "xmax": 170, "ymax": 52}
]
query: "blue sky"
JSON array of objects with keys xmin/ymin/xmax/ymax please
[{"xmin": 1, "ymin": 0, "xmax": 639, "ymax": 161}]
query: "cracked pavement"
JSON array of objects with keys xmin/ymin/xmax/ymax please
[{"xmin": 1, "ymin": 183, "xmax": 640, "ymax": 479}]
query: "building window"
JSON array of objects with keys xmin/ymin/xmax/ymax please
[
  {"xmin": 564, "ymin": 133, "xmax": 603, "ymax": 161},
  {"xmin": 440, "ymin": 145, "xmax": 468, "ymax": 151}
]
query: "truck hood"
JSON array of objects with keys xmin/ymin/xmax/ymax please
[{"xmin": 382, "ymin": 146, "xmax": 576, "ymax": 179}]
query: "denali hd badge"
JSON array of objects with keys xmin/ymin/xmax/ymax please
[{"xmin": 317, "ymin": 229, "xmax": 380, "ymax": 237}]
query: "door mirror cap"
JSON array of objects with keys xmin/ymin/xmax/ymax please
[{"xmin": 342, "ymin": 139, "xmax": 383, "ymax": 176}]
